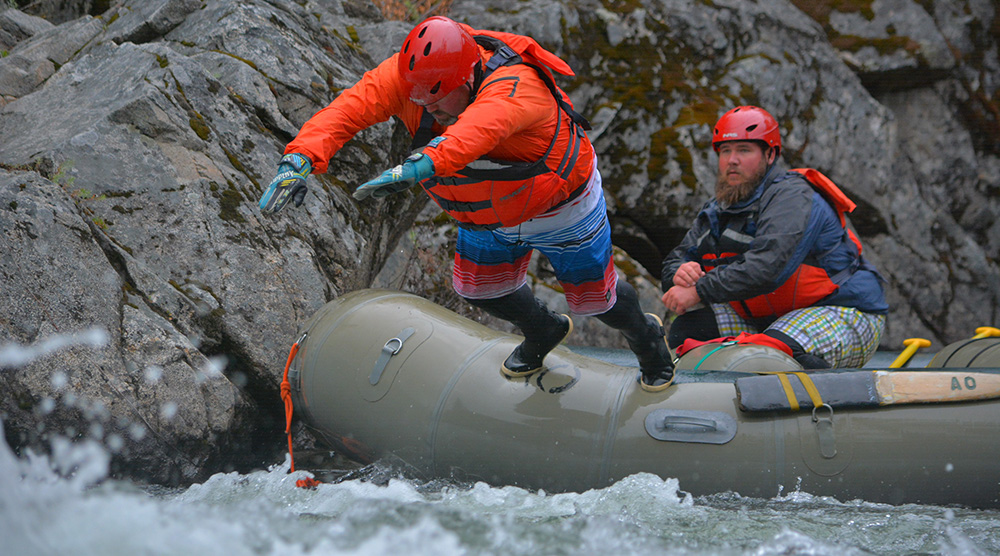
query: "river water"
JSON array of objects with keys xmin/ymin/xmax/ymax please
[
  {"xmin": 3, "ymin": 423, "xmax": 1000, "ymax": 556},
  {"xmin": 3, "ymin": 335, "xmax": 1000, "ymax": 555}
]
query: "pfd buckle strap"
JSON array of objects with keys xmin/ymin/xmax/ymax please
[
  {"xmin": 541, "ymin": 178, "xmax": 587, "ymax": 214},
  {"xmin": 425, "ymin": 190, "xmax": 493, "ymax": 213},
  {"xmin": 456, "ymin": 221, "xmax": 502, "ymax": 231},
  {"xmin": 485, "ymin": 45, "xmax": 520, "ymax": 71},
  {"xmin": 555, "ymin": 120, "xmax": 582, "ymax": 180},
  {"xmin": 369, "ymin": 327, "xmax": 416, "ymax": 385}
]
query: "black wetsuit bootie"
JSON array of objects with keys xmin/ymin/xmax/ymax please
[
  {"xmin": 595, "ymin": 283, "xmax": 675, "ymax": 392},
  {"xmin": 501, "ymin": 313, "xmax": 573, "ymax": 378},
  {"xmin": 462, "ymin": 285, "xmax": 574, "ymax": 378},
  {"xmin": 631, "ymin": 313, "xmax": 675, "ymax": 392}
]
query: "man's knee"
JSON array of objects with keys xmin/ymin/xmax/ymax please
[
  {"xmin": 666, "ymin": 306, "xmax": 720, "ymax": 349},
  {"xmin": 762, "ymin": 329, "xmax": 831, "ymax": 368}
]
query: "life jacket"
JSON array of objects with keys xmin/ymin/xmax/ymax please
[
  {"xmin": 696, "ymin": 168, "xmax": 865, "ymax": 320},
  {"xmin": 411, "ymin": 34, "xmax": 592, "ymax": 231}
]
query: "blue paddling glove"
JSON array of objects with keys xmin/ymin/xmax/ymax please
[
  {"xmin": 259, "ymin": 153, "xmax": 312, "ymax": 213},
  {"xmin": 353, "ymin": 153, "xmax": 434, "ymax": 201}
]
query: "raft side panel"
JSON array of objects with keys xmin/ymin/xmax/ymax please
[
  {"xmin": 290, "ymin": 290, "xmax": 1000, "ymax": 508},
  {"xmin": 927, "ymin": 338, "xmax": 1000, "ymax": 368},
  {"xmin": 428, "ymin": 348, "xmax": 635, "ymax": 490}
]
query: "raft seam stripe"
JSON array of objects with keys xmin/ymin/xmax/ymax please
[
  {"xmin": 598, "ymin": 370, "xmax": 634, "ymax": 486},
  {"xmin": 427, "ymin": 338, "xmax": 506, "ymax": 477}
]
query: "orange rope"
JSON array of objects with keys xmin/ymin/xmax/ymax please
[{"xmin": 279, "ymin": 339, "xmax": 322, "ymax": 489}]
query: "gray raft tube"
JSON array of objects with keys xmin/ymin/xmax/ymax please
[{"xmin": 288, "ymin": 289, "xmax": 1000, "ymax": 509}]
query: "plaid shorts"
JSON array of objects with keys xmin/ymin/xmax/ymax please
[{"xmin": 712, "ymin": 303, "xmax": 886, "ymax": 368}]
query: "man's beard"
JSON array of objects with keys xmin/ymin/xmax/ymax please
[
  {"xmin": 431, "ymin": 111, "xmax": 458, "ymax": 127},
  {"xmin": 716, "ymin": 162, "xmax": 768, "ymax": 207}
]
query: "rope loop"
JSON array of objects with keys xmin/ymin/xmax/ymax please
[{"xmin": 279, "ymin": 334, "xmax": 322, "ymax": 488}]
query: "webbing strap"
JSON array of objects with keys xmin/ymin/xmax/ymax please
[
  {"xmin": 792, "ymin": 372, "xmax": 824, "ymax": 408},
  {"xmin": 409, "ymin": 110, "xmax": 437, "ymax": 152},
  {"xmin": 776, "ymin": 373, "xmax": 798, "ymax": 411},
  {"xmin": 757, "ymin": 370, "xmax": 824, "ymax": 410},
  {"xmin": 369, "ymin": 328, "xmax": 415, "ymax": 385}
]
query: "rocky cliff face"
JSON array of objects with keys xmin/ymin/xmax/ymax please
[{"xmin": 0, "ymin": 0, "xmax": 997, "ymax": 483}]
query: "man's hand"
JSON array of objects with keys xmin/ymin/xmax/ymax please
[
  {"xmin": 662, "ymin": 285, "xmax": 702, "ymax": 315},
  {"xmin": 673, "ymin": 261, "xmax": 705, "ymax": 287},
  {"xmin": 353, "ymin": 153, "xmax": 434, "ymax": 200},
  {"xmin": 259, "ymin": 153, "xmax": 312, "ymax": 214}
]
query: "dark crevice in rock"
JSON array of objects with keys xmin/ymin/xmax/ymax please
[
  {"xmin": 253, "ymin": 104, "xmax": 296, "ymax": 145},
  {"xmin": 955, "ymin": 81, "xmax": 1000, "ymax": 155},
  {"xmin": 193, "ymin": 314, "xmax": 287, "ymax": 473},
  {"xmin": 610, "ymin": 215, "xmax": 691, "ymax": 282},
  {"xmin": 609, "ymin": 222, "xmax": 663, "ymax": 281},
  {"xmin": 857, "ymin": 67, "xmax": 953, "ymax": 97},
  {"xmin": 0, "ymin": 375, "xmax": 37, "ymax": 454},
  {"xmin": 84, "ymin": 215, "xmax": 183, "ymax": 336}
]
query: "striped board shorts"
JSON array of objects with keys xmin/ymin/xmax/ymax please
[
  {"xmin": 713, "ymin": 303, "xmax": 886, "ymax": 368},
  {"xmin": 453, "ymin": 161, "xmax": 618, "ymax": 316}
]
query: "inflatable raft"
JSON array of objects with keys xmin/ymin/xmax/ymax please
[{"xmin": 286, "ymin": 289, "xmax": 1000, "ymax": 508}]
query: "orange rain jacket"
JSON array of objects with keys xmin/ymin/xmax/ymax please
[{"xmin": 285, "ymin": 26, "xmax": 595, "ymax": 228}]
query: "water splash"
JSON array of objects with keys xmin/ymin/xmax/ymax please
[{"xmin": 0, "ymin": 328, "xmax": 108, "ymax": 368}]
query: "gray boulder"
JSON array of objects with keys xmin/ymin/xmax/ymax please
[
  {"xmin": 0, "ymin": 0, "xmax": 423, "ymax": 483},
  {"xmin": 0, "ymin": 8, "xmax": 53, "ymax": 51}
]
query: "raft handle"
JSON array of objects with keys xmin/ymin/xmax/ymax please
[
  {"xmin": 660, "ymin": 416, "xmax": 719, "ymax": 431},
  {"xmin": 644, "ymin": 409, "xmax": 738, "ymax": 444}
]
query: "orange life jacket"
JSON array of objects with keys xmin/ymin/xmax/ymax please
[
  {"xmin": 698, "ymin": 168, "xmax": 863, "ymax": 320},
  {"xmin": 413, "ymin": 34, "xmax": 592, "ymax": 230}
]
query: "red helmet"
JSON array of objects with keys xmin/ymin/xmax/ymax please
[
  {"xmin": 712, "ymin": 106, "xmax": 781, "ymax": 156},
  {"xmin": 398, "ymin": 17, "xmax": 480, "ymax": 105}
]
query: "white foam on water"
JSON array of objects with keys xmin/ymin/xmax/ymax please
[{"xmin": 2, "ymin": 432, "xmax": 1000, "ymax": 556}]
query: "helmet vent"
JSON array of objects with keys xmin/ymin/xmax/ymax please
[
  {"xmin": 418, "ymin": 27, "xmax": 428, "ymax": 38},
  {"xmin": 423, "ymin": 42, "xmax": 432, "ymax": 56},
  {"xmin": 745, "ymin": 124, "xmax": 758, "ymax": 132},
  {"xmin": 402, "ymin": 40, "xmax": 410, "ymax": 54},
  {"xmin": 430, "ymin": 81, "xmax": 441, "ymax": 95},
  {"xmin": 408, "ymin": 55, "xmax": 415, "ymax": 71}
]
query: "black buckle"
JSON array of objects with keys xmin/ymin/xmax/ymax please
[{"xmin": 486, "ymin": 45, "xmax": 519, "ymax": 71}]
